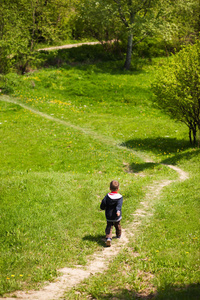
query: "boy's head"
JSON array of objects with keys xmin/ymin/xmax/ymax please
[{"xmin": 110, "ymin": 180, "xmax": 119, "ymax": 192}]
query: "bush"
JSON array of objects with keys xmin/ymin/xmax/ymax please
[
  {"xmin": 152, "ymin": 42, "xmax": 200, "ymax": 145},
  {"xmin": 0, "ymin": 73, "xmax": 22, "ymax": 94}
]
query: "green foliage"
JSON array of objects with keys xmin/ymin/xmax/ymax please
[
  {"xmin": 73, "ymin": 0, "xmax": 200, "ymax": 70},
  {"xmin": 0, "ymin": 1, "xmax": 28, "ymax": 73},
  {"xmin": 169, "ymin": 0, "xmax": 200, "ymax": 44},
  {"xmin": 0, "ymin": 0, "xmax": 199, "ymax": 73},
  {"xmin": 73, "ymin": 0, "xmax": 123, "ymax": 42},
  {"xmin": 0, "ymin": 0, "xmax": 77, "ymax": 74},
  {"xmin": 152, "ymin": 42, "xmax": 200, "ymax": 145}
]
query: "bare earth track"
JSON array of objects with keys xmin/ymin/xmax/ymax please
[
  {"xmin": 0, "ymin": 96, "xmax": 189, "ymax": 300},
  {"xmin": 38, "ymin": 41, "xmax": 102, "ymax": 51}
]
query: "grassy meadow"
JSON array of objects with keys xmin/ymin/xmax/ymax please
[{"xmin": 0, "ymin": 46, "xmax": 199, "ymax": 298}]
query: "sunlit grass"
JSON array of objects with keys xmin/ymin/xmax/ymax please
[
  {"xmin": 0, "ymin": 98, "xmax": 153, "ymax": 294},
  {"xmin": 63, "ymin": 152, "xmax": 200, "ymax": 300},
  {"xmin": 0, "ymin": 56, "xmax": 199, "ymax": 297}
]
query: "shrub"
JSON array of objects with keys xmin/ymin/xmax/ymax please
[{"xmin": 152, "ymin": 42, "xmax": 200, "ymax": 145}]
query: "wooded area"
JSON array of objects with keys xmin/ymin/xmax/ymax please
[{"xmin": 0, "ymin": 0, "xmax": 199, "ymax": 73}]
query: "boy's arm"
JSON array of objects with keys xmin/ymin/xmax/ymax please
[
  {"xmin": 116, "ymin": 197, "xmax": 123, "ymax": 215},
  {"xmin": 100, "ymin": 196, "xmax": 107, "ymax": 210}
]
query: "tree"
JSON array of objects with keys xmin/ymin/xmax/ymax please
[
  {"xmin": 167, "ymin": 0, "xmax": 200, "ymax": 44},
  {"xmin": 0, "ymin": 0, "xmax": 76, "ymax": 74},
  {"xmin": 75, "ymin": 0, "xmax": 199, "ymax": 69},
  {"xmin": 73, "ymin": 1, "xmax": 123, "ymax": 44},
  {"xmin": 152, "ymin": 42, "xmax": 200, "ymax": 145},
  {"xmin": 75, "ymin": 0, "xmax": 162, "ymax": 69},
  {"xmin": 0, "ymin": 1, "xmax": 25, "ymax": 73},
  {"xmin": 111, "ymin": 0, "xmax": 161, "ymax": 69}
]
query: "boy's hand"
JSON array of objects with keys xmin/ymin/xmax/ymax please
[{"xmin": 116, "ymin": 211, "xmax": 120, "ymax": 216}]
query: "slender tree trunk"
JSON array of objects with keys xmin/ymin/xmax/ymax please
[
  {"xmin": 192, "ymin": 125, "xmax": 197, "ymax": 145},
  {"xmin": 189, "ymin": 124, "xmax": 197, "ymax": 146},
  {"xmin": 189, "ymin": 128, "xmax": 192, "ymax": 145},
  {"xmin": 124, "ymin": 33, "xmax": 133, "ymax": 70},
  {"xmin": 30, "ymin": 0, "xmax": 38, "ymax": 52}
]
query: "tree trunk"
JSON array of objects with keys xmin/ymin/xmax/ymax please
[
  {"xmin": 189, "ymin": 128, "xmax": 192, "ymax": 144},
  {"xmin": 124, "ymin": 33, "xmax": 133, "ymax": 70},
  {"xmin": 192, "ymin": 125, "xmax": 197, "ymax": 145},
  {"xmin": 189, "ymin": 124, "xmax": 197, "ymax": 146}
]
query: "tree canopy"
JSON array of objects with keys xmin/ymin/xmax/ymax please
[
  {"xmin": 74, "ymin": 0, "xmax": 199, "ymax": 69},
  {"xmin": 152, "ymin": 42, "xmax": 200, "ymax": 145},
  {"xmin": 0, "ymin": 0, "xmax": 76, "ymax": 73}
]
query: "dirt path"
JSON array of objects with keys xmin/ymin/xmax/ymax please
[
  {"xmin": 0, "ymin": 96, "xmax": 189, "ymax": 300},
  {"xmin": 38, "ymin": 41, "xmax": 112, "ymax": 51}
]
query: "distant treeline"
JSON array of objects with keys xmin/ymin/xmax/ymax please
[{"xmin": 0, "ymin": 0, "xmax": 199, "ymax": 73}]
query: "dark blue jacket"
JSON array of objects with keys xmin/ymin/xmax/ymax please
[{"xmin": 100, "ymin": 192, "xmax": 123, "ymax": 222}]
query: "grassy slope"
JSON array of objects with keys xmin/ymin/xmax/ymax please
[{"xmin": 0, "ymin": 57, "xmax": 199, "ymax": 298}]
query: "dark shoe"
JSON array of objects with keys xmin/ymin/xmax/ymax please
[{"xmin": 116, "ymin": 236, "xmax": 121, "ymax": 239}]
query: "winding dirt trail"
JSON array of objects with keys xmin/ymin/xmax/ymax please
[
  {"xmin": 0, "ymin": 96, "xmax": 189, "ymax": 300},
  {"xmin": 37, "ymin": 41, "xmax": 104, "ymax": 51}
]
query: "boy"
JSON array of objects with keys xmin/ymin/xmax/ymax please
[{"xmin": 100, "ymin": 180, "xmax": 123, "ymax": 247}]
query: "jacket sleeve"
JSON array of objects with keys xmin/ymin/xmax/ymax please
[
  {"xmin": 116, "ymin": 197, "xmax": 123, "ymax": 212},
  {"xmin": 100, "ymin": 195, "xmax": 107, "ymax": 210}
]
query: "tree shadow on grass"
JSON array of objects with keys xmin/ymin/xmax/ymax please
[
  {"xmin": 122, "ymin": 137, "xmax": 191, "ymax": 155},
  {"xmin": 83, "ymin": 234, "xmax": 106, "ymax": 247},
  {"xmin": 126, "ymin": 150, "xmax": 200, "ymax": 174},
  {"xmin": 127, "ymin": 161, "xmax": 159, "ymax": 173},
  {"xmin": 161, "ymin": 148, "xmax": 200, "ymax": 165},
  {"xmin": 88, "ymin": 283, "xmax": 200, "ymax": 299},
  {"xmin": 39, "ymin": 44, "xmax": 150, "ymax": 75},
  {"xmin": 154, "ymin": 283, "xmax": 200, "ymax": 300},
  {"xmin": 121, "ymin": 137, "xmax": 200, "ymax": 173}
]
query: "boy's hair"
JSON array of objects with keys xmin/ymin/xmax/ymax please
[{"xmin": 110, "ymin": 180, "xmax": 119, "ymax": 191}]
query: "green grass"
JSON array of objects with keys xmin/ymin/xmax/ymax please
[
  {"xmin": 0, "ymin": 55, "xmax": 199, "ymax": 298},
  {"xmin": 65, "ymin": 152, "xmax": 199, "ymax": 300}
]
